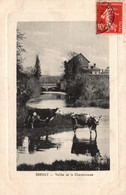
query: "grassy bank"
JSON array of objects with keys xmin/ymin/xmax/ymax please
[
  {"xmin": 17, "ymin": 157, "xmax": 110, "ymax": 171},
  {"xmin": 74, "ymin": 99, "xmax": 109, "ymax": 108},
  {"xmin": 17, "ymin": 114, "xmax": 72, "ymax": 138}
]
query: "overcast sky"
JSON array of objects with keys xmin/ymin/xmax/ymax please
[{"xmin": 17, "ymin": 22, "xmax": 109, "ymax": 76}]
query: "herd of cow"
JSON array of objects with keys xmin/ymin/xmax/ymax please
[{"xmin": 25, "ymin": 108, "xmax": 102, "ymax": 135}]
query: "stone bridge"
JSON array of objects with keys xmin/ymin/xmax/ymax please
[{"xmin": 41, "ymin": 83, "xmax": 58, "ymax": 91}]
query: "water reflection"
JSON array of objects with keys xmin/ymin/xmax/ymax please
[
  {"xmin": 18, "ymin": 134, "xmax": 61, "ymax": 155},
  {"xmin": 17, "ymin": 136, "xmax": 29, "ymax": 154},
  {"xmin": 26, "ymin": 92, "xmax": 67, "ymax": 109},
  {"xmin": 71, "ymin": 133, "xmax": 100, "ymax": 157},
  {"xmin": 29, "ymin": 134, "xmax": 59, "ymax": 153}
]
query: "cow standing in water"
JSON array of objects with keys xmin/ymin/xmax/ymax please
[{"xmin": 70, "ymin": 113, "xmax": 102, "ymax": 135}]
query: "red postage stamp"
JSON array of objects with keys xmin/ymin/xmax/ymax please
[{"xmin": 96, "ymin": 2, "xmax": 123, "ymax": 34}]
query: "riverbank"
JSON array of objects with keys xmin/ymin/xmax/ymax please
[
  {"xmin": 17, "ymin": 157, "xmax": 110, "ymax": 171},
  {"xmin": 17, "ymin": 114, "xmax": 72, "ymax": 139},
  {"xmin": 66, "ymin": 98, "xmax": 109, "ymax": 109}
]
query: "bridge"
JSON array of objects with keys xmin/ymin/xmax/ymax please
[{"xmin": 41, "ymin": 83, "xmax": 58, "ymax": 91}]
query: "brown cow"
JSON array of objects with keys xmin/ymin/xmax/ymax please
[{"xmin": 70, "ymin": 113, "xmax": 102, "ymax": 135}]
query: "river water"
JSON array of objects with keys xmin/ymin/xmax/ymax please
[{"xmin": 17, "ymin": 92, "xmax": 109, "ymax": 166}]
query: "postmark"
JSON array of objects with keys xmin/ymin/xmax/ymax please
[{"xmin": 97, "ymin": 2, "xmax": 122, "ymax": 34}]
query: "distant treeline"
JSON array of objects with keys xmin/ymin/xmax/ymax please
[{"xmin": 40, "ymin": 75, "xmax": 60, "ymax": 83}]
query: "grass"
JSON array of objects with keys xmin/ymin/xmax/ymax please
[
  {"xmin": 17, "ymin": 114, "xmax": 73, "ymax": 139},
  {"xmin": 17, "ymin": 156, "xmax": 110, "ymax": 171},
  {"xmin": 74, "ymin": 99, "xmax": 109, "ymax": 108}
]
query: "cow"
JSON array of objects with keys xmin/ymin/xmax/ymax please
[
  {"xmin": 25, "ymin": 108, "xmax": 61, "ymax": 129},
  {"xmin": 70, "ymin": 113, "xmax": 102, "ymax": 135}
]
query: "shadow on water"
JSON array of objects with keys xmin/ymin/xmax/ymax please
[
  {"xmin": 29, "ymin": 133, "xmax": 60, "ymax": 153},
  {"xmin": 17, "ymin": 129, "xmax": 101, "ymax": 162},
  {"xmin": 18, "ymin": 132, "xmax": 61, "ymax": 154},
  {"xmin": 71, "ymin": 133, "xmax": 100, "ymax": 157}
]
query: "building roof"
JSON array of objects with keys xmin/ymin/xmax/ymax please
[
  {"xmin": 75, "ymin": 53, "xmax": 90, "ymax": 63},
  {"xmin": 68, "ymin": 53, "xmax": 90, "ymax": 64},
  {"xmin": 82, "ymin": 68, "xmax": 90, "ymax": 71},
  {"xmin": 101, "ymin": 67, "xmax": 109, "ymax": 75},
  {"xmin": 91, "ymin": 67, "xmax": 101, "ymax": 71},
  {"xmin": 101, "ymin": 72, "xmax": 109, "ymax": 75}
]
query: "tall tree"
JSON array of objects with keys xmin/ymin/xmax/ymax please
[
  {"xmin": 34, "ymin": 55, "xmax": 41, "ymax": 79},
  {"xmin": 16, "ymin": 29, "xmax": 26, "ymax": 78}
]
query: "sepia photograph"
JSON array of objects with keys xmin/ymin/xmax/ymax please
[{"xmin": 16, "ymin": 21, "xmax": 110, "ymax": 171}]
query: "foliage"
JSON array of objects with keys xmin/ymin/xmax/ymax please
[
  {"xmin": 81, "ymin": 75, "xmax": 109, "ymax": 101},
  {"xmin": 26, "ymin": 77, "xmax": 41, "ymax": 98},
  {"xmin": 16, "ymin": 29, "xmax": 30, "ymax": 104},
  {"xmin": 67, "ymin": 51, "xmax": 78, "ymax": 59},
  {"xmin": 17, "ymin": 156, "xmax": 110, "ymax": 171},
  {"xmin": 34, "ymin": 55, "xmax": 41, "ymax": 79},
  {"xmin": 16, "ymin": 31, "xmax": 42, "ymax": 128},
  {"xmin": 17, "ymin": 29, "xmax": 26, "ymax": 79},
  {"xmin": 66, "ymin": 74, "xmax": 84, "ymax": 100}
]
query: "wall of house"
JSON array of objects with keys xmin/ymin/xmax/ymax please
[
  {"xmin": 65, "ymin": 55, "xmax": 89, "ymax": 78},
  {"xmin": 91, "ymin": 71, "xmax": 100, "ymax": 75}
]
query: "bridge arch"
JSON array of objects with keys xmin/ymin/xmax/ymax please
[{"xmin": 41, "ymin": 82, "xmax": 58, "ymax": 91}]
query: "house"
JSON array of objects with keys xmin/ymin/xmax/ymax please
[
  {"xmin": 64, "ymin": 53, "xmax": 109, "ymax": 80},
  {"xmin": 60, "ymin": 53, "xmax": 109, "ymax": 90},
  {"xmin": 64, "ymin": 53, "xmax": 103, "ymax": 77},
  {"xmin": 89, "ymin": 64, "xmax": 101, "ymax": 75},
  {"xmin": 64, "ymin": 53, "xmax": 90, "ymax": 79},
  {"xmin": 101, "ymin": 67, "xmax": 109, "ymax": 75}
]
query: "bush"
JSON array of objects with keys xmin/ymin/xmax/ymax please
[
  {"xmin": 90, "ymin": 100, "xmax": 98, "ymax": 107},
  {"xmin": 17, "ymin": 156, "xmax": 110, "ymax": 171},
  {"xmin": 74, "ymin": 99, "xmax": 83, "ymax": 107},
  {"xmin": 98, "ymin": 99, "xmax": 109, "ymax": 108},
  {"xmin": 64, "ymin": 72, "xmax": 109, "ymax": 108}
]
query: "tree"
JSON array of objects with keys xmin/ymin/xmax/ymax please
[
  {"xmin": 67, "ymin": 51, "xmax": 78, "ymax": 58},
  {"xmin": 16, "ymin": 29, "xmax": 26, "ymax": 78},
  {"xmin": 34, "ymin": 55, "xmax": 41, "ymax": 79}
]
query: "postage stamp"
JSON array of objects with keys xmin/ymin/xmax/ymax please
[{"xmin": 96, "ymin": 2, "xmax": 123, "ymax": 33}]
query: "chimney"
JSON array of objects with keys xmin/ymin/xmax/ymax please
[{"xmin": 94, "ymin": 63, "xmax": 96, "ymax": 68}]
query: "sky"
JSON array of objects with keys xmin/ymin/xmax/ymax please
[{"xmin": 17, "ymin": 22, "xmax": 109, "ymax": 76}]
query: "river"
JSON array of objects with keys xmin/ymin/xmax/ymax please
[{"xmin": 17, "ymin": 92, "xmax": 109, "ymax": 166}]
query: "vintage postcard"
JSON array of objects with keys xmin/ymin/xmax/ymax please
[{"xmin": 0, "ymin": 0, "xmax": 126, "ymax": 194}]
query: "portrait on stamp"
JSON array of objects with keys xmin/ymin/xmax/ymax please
[{"xmin": 96, "ymin": 2, "xmax": 123, "ymax": 33}]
